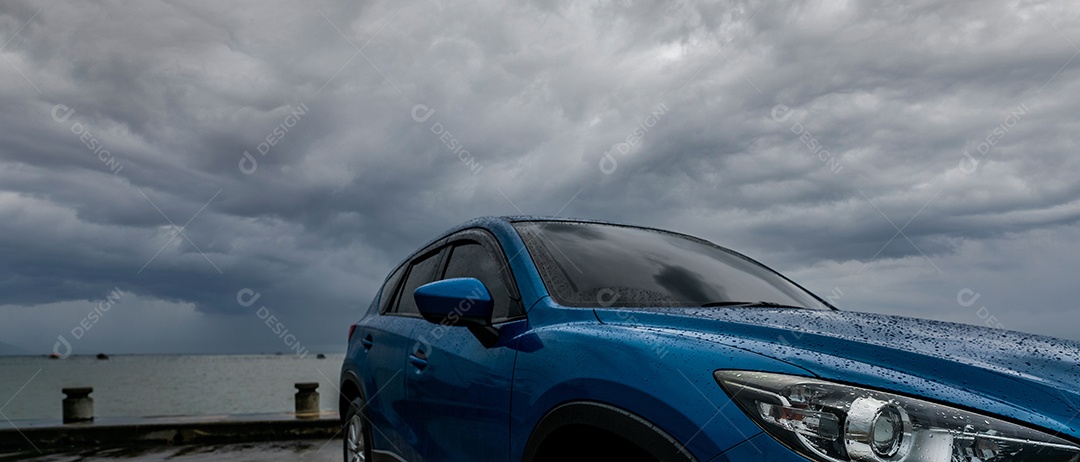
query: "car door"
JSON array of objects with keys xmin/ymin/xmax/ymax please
[
  {"xmin": 406, "ymin": 229, "xmax": 527, "ymax": 462},
  {"xmin": 359, "ymin": 243, "xmax": 446, "ymax": 461}
]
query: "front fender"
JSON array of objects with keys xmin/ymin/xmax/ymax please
[{"xmin": 509, "ymin": 318, "xmax": 813, "ymax": 461}]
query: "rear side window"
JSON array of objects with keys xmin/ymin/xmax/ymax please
[
  {"xmin": 377, "ymin": 263, "xmax": 407, "ymax": 314},
  {"xmin": 394, "ymin": 250, "xmax": 443, "ymax": 315},
  {"xmin": 442, "ymin": 242, "xmax": 516, "ymax": 321}
]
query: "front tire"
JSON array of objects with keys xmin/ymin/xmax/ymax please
[{"xmin": 343, "ymin": 396, "xmax": 372, "ymax": 462}]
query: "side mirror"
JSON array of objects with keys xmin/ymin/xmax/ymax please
[
  {"xmin": 414, "ymin": 278, "xmax": 494, "ymax": 328},
  {"xmin": 414, "ymin": 278, "xmax": 499, "ymax": 348}
]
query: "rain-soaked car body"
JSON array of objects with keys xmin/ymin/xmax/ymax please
[{"xmin": 339, "ymin": 216, "xmax": 1080, "ymax": 462}]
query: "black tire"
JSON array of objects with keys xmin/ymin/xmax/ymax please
[{"xmin": 343, "ymin": 396, "xmax": 373, "ymax": 462}]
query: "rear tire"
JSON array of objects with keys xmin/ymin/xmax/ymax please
[{"xmin": 343, "ymin": 396, "xmax": 372, "ymax": 462}]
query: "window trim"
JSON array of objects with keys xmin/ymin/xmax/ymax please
[
  {"xmin": 377, "ymin": 228, "xmax": 528, "ymax": 323},
  {"xmin": 383, "ymin": 242, "xmax": 447, "ymax": 318},
  {"xmin": 376, "ymin": 261, "xmax": 408, "ymax": 315},
  {"xmin": 441, "ymin": 228, "xmax": 526, "ymax": 324}
]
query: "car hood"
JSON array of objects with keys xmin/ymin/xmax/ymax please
[{"xmin": 594, "ymin": 307, "xmax": 1080, "ymax": 438}]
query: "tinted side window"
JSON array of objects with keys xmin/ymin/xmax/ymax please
[
  {"xmin": 395, "ymin": 251, "xmax": 443, "ymax": 315},
  {"xmin": 442, "ymin": 242, "xmax": 515, "ymax": 321},
  {"xmin": 377, "ymin": 263, "xmax": 407, "ymax": 314}
]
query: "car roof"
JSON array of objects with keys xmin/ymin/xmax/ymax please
[
  {"xmin": 391, "ymin": 215, "xmax": 714, "ymax": 276},
  {"xmin": 395, "ymin": 216, "xmax": 621, "ymax": 265},
  {"xmin": 442, "ymin": 215, "xmax": 715, "ymax": 245}
]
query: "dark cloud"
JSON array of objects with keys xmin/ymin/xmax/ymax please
[{"xmin": 1, "ymin": 0, "xmax": 1079, "ymax": 353}]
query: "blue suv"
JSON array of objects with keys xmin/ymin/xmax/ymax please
[{"xmin": 339, "ymin": 216, "xmax": 1080, "ymax": 462}]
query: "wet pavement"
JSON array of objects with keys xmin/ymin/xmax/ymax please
[
  {"xmin": 8, "ymin": 439, "xmax": 342, "ymax": 462},
  {"xmin": 0, "ymin": 412, "xmax": 340, "ymax": 457}
]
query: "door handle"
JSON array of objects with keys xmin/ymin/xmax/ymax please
[
  {"xmin": 361, "ymin": 335, "xmax": 374, "ymax": 349},
  {"xmin": 408, "ymin": 349, "xmax": 428, "ymax": 369}
]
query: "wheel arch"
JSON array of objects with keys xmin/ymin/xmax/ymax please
[
  {"xmin": 339, "ymin": 369, "xmax": 364, "ymax": 421},
  {"xmin": 521, "ymin": 400, "xmax": 699, "ymax": 462}
]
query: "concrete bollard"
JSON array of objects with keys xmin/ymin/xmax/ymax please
[
  {"xmin": 295, "ymin": 382, "xmax": 319, "ymax": 418},
  {"xmin": 62, "ymin": 387, "xmax": 94, "ymax": 424}
]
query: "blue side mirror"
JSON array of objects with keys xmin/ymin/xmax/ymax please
[{"xmin": 414, "ymin": 278, "xmax": 494, "ymax": 328}]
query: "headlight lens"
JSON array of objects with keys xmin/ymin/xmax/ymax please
[{"xmin": 715, "ymin": 371, "xmax": 1080, "ymax": 462}]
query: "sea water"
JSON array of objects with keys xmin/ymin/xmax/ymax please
[{"xmin": 0, "ymin": 354, "xmax": 345, "ymax": 421}]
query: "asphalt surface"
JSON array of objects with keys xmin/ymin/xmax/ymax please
[{"xmin": 9, "ymin": 439, "xmax": 343, "ymax": 462}]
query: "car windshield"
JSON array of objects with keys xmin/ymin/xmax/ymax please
[{"xmin": 513, "ymin": 221, "xmax": 831, "ymax": 310}]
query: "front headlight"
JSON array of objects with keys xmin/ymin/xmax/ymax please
[{"xmin": 715, "ymin": 371, "xmax": 1080, "ymax": 462}]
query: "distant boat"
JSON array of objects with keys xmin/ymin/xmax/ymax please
[
  {"xmin": 96, "ymin": 353, "xmax": 109, "ymax": 360},
  {"xmin": 316, "ymin": 353, "xmax": 326, "ymax": 359},
  {"xmin": 48, "ymin": 353, "xmax": 61, "ymax": 359}
]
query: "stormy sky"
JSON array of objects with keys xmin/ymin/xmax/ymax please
[{"xmin": 1, "ymin": 0, "xmax": 1079, "ymax": 355}]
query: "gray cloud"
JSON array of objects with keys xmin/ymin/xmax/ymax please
[{"xmin": 1, "ymin": 0, "xmax": 1079, "ymax": 353}]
